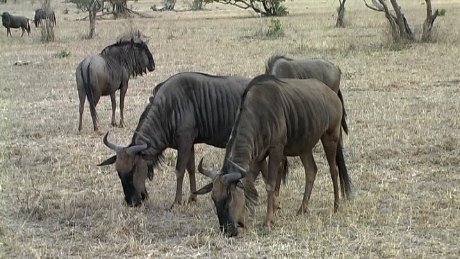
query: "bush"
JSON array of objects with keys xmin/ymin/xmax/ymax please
[
  {"xmin": 439, "ymin": 9, "xmax": 446, "ymax": 16},
  {"xmin": 266, "ymin": 19, "xmax": 284, "ymax": 37},
  {"xmin": 54, "ymin": 50, "xmax": 71, "ymax": 58}
]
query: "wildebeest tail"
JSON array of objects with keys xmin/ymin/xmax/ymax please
[
  {"xmin": 336, "ymin": 141, "xmax": 351, "ymax": 199},
  {"xmin": 338, "ymin": 90, "xmax": 348, "ymax": 135},
  {"xmin": 80, "ymin": 63, "xmax": 98, "ymax": 120},
  {"xmin": 280, "ymin": 156, "xmax": 289, "ymax": 184}
]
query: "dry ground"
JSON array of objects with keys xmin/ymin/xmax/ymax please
[{"xmin": 0, "ymin": 0, "xmax": 459, "ymax": 258}]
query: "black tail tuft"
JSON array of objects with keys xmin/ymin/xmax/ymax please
[
  {"xmin": 338, "ymin": 90, "xmax": 348, "ymax": 135},
  {"xmin": 81, "ymin": 63, "xmax": 98, "ymax": 121},
  {"xmin": 336, "ymin": 142, "xmax": 351, "ymax": 199},
  {"xmin": 280, "ymin": 156, "xmax": 289, "ymax": 184}
]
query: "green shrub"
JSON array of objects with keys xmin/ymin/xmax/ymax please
[
  {"xmin": 439, "ymin": 9, "xmax": 446, "ymax": 16},
  {"xmin": 266, "ymin": 19, "xmax": 284, "ymax": 37},
  {"xmin": 54, "ymin": 50, "xmax": 71, "ymax": 58}
]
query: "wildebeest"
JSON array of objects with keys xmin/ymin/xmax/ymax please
[
  {"xmin": 1, "ymin": 12, "xmax": 31, "ymax": 37},
  {"xmin": 266, "ymin": 55, "xmax": 348, "ymax": 134},
  {"xmin": 98, "ymin": 72, "xmax": 278, "ymax": 208},
  {"xmin": 33, "ymin": 8, "xmax": 56, "ymax": 27},
  {"xmin": 76, "ymin": 35, "xmax": 155, "ymax": 132},
  {"xmin": 195, "ymin": 75, "xmax": 352, "ymax": 237}
]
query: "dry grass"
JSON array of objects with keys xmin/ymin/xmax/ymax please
[{"xmin": 1, "ymin": 0, "xmax": 459, "ymax": 257}]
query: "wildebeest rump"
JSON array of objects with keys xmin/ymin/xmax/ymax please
[
  {"xmin": 76, "ymin": 35, "xmax": 155, "ymax": 132},
  {"xmin": 98, "ymin": 72, "xmax": 276, "ymax": 208},
  {"xmin": 33, "ymin": 8, "xmax": 56, "ymax": 27},
  {"xmin": 1, "ymin": 12, "xmax": 30, "ymax": 37},
  {"xmin": 266, "ymin": 55, "xmax": 348, "ymax": 134},
  {"xmin": 195, "ymin": 75, "xmax": 351, "ymax": 237}
]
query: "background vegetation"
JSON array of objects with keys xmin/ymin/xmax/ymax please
[{"xmin": 0, "ymin": 0, "xmax": 459, "ymax": 257}]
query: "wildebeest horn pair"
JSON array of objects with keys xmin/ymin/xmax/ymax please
[
  {"xmin": 102, "ymin": 132, "xmax": 148, "ymax": 155},
  {"xmin": 198, "ymin": 158, "xmax": 244, "ymax": 185}
]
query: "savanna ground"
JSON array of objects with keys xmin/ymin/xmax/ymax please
[{"xmin": 0, "ymin": 0, "xmax": 459, "ymax": 257}]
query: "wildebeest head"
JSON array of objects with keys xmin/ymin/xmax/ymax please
[
  {"xmin": 99, "ymin": 132, "xmax": 152, "ymax": 207},
  {"xmin": 195, "ymin": 158, "xmax": 257, "ymax": 237},
  {"xmin": 131, "ymin": 37, "xmax": 155, "ymax": 73},
  {"xmin": 1, "ymin": 12, "xmax": 10, "ymax": 26}
]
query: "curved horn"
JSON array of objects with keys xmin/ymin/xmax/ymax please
[
  {"xmin": 227, "ymin": 159, "xmax": 247, "ymax": 177},
  {"xmin": 126, "ymin": 143, "xmax": 148, "ymax": 156},
  {"xmin": 103, "ymin": 132, "xmax": 123, "ymax": 153},
  {"xmin": 198, "ymin": 158, "xmax": 218, "ymax": 179},
  {"xmin": 221, "ymin": 173, "xmax": 243, "ymax": 186}
]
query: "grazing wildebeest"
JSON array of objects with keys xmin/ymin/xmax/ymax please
[
  {"xmin": 98, "ymin": 72, "xmax": 279, "ymax": 208},
  {"xmin": 76, "ymin": 36, "xmax": 155, "ymax": 133},
  {"xmin": 1, "ymin": 12, "xmax": 30, "ymax": 37},
  {"xmin": 195, "ymin": 75, "xmax": 352, "ymax": 237},
  {"xmin": 266, "ymin": 55, "xmax": 348, "ymax": 134},
  {"xmin": 33, "ymin": 8, "xmax": 56, "ymax": 27}
]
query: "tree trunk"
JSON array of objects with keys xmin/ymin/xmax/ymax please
[
  {"xmin": 421, "ymin": 0, "xmax": 439, "ymax": 42},
  {"xmin": 336, "ymin": 0, "xmax": 346, "ymax": 27},
  {"xmin": 89, "ymin": 1, "xmax": 98, "ymax": 38},
  {"xmin": 41, "ymin": 0, "xmax": 54, "ymax": 42}
]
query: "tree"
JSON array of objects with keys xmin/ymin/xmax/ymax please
[
  {"xmin": 70, "ymin": 0, "xmax": 103, "ymax": 38},
  {"xmin": 204, "ymin": 0, "xmax": 289, "ymax": 16},
  {"xmin": 336, "ymin": 0, "xmax": 346, "ymax": 27},
  {"xmin": 364, "ymin": 0, "xmax": 439, "ymax": 42},
  {"xmin": 41, "ymin": 0, "xmax": 55, "ymax": 42}
]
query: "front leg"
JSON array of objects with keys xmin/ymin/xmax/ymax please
[
  {"xmin": 185, "ymin": 146, "xmax": 197, "ymax": 203},
  {"xmin": 119, "ymin": 84, "xmax": 128, "ymax": 128},
  {"xmin": 110, "ymin": 93, "xmax": 117, "ymax": 127},
  {"xmin": 171, "ymin": 139, "xmax": 194, "ymax": 209},
  {"xmin": 264, "ymin": 148, "xmax": 284, "ymax": 228}
]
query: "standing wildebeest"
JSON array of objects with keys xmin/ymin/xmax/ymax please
[
  {"xmin": 76, "ymin": 36, "xmax": 155, "ymax": 132},
  {"xmin": 195, "ymin": 75, "xmax": 352, "ymax": 237},
  {"xmin": 1, "ymin": 12, "xmax": 30, "ymax": 37},
  {"xmin": 266, "ymin": 55, "xmax": 348, "ymax": 134},
  {"xmin": 98, "ymin": 72, "xmax": 278, "ymax": 208},
  {"xmin": 33, "ymin": 8, "xmax": 56, "ymax": 27}
]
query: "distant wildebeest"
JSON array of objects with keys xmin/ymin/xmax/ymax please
[
  {"xmin": 195, "ymin": 75, "xmax": 352, "ymax": 237},
  {"xmin": 99, "ymin": 72, "xmax": 281, "ymax": 208},
  {"xmin": 1, "ymin": 12, "xmax": 31, "ymax": 37},
  {"xmin": 76, "ymin": 36, "xmax": 155, "ymax": 133},
  {"xmin": 33, "ymin": 8, "xmax": 56, "ymax": 27},
  {"xmin": 266, "ymin": 55, "xmax": 348, "ymax": 134}
]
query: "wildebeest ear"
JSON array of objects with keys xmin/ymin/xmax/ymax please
[
  {"xmin": 194, "ymin": 183, "xmax": 213, "ymax": 195},
  {"xmin": 98, "ymin": 155, "xmax": 117, "ymax": 166}
]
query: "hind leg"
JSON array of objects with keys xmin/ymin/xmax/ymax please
[
  {"xmin": 78, "ymin": 89, "xmax": 86, "ymax": 131},
  {"xmin": 321, "ymin": 133, "xmax": 340, "ymax": 212},
  {"xmin": 297, "ymin": 151, "xmax": 317, "ymax": 215},
  {"xmin": 91, "ymin": 95, "xmax": 101, "ymax": 133}
]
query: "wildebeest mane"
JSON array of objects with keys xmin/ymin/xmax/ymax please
[
  {"xmin": 265, "ymin": 55, "xmax": 292, "ymax": 74},
  {"xmin": 225, "ymin": 74, "xmax": 283, "ymax": 164},
  {"xmin": 100, "ymin": 38, "xmax": 152, "ymax": 78},
  {"xmin": 131, "ymin": 102, "xmax": 166, "ymax": 168}
]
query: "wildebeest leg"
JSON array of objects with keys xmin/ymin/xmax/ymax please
[
  {"xmin": 119, "ymin": 86, "xmax": 127, "ymax": 128},
  {"xmin": 91, "ymin": 94, "xmax": 101, "ymax": 133},
  {"xmin": 185, "ymin": 147, "xmax": 197, "ymax": 203},
  {"xmin": 321, "ymin": 134, "xmax": 340, "ymax": 212},
  {"xmin": 264, "ymin": 148, "xmax": 283, "ymax": 227},
  {"xmin": 78, "ymin": 89, "xmax": 86, "ymax": 131},
  {"xmin": 21, "ymin": 27, "xmax": 25, "ymax": 37},
  {"xmin": 297, "ymin": 151, "xmax": 317, "ymax": 215},
  {"xmin": 110, "ymin": 93, "xmax": 117, "ymax": 127},
  {"xmin": 171, "ymin": 139, "xmax": 194, "ymax": 209},
  {"xmin": 7, "ymin": 28, "xmax": 11, "ymax": 37}
]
